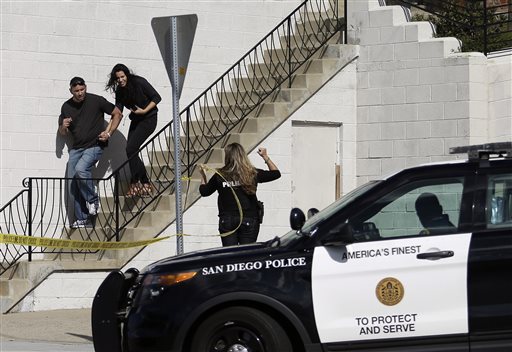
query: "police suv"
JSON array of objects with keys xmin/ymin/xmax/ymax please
[{"xmin": 92, "ymin": 142, "xmax": 512, "ymax": 352}]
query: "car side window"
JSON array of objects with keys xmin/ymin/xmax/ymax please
[
  {"xmin": 487, "ymin": 173, "xmax": 512, "ymax": 228},
  {"xmin": 349, "ymin": 178, "xmax": 464, "ymax": 241}
]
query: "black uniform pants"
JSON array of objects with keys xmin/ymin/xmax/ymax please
[{"xmin": 219, "ymin": 215, "xmax": 260, "ymax": 247}]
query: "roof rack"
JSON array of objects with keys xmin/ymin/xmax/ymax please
[{"xmin": 449, "ymin": 142, "xmax": 512, "ymax": 161}]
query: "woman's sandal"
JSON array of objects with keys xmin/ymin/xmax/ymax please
[
  {"xmin": 126, "ymin": 183, "xmax": 142, "ymax": 197},
  {"xmin": 140, "ymin": 183, "xmax": 155, "ymax": 197}
]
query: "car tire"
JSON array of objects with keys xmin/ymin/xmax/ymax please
[{"xmin": 190, "ymin": 306, "xmax": 293, "ymax": 352}]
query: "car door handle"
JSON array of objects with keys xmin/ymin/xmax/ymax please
[{"xmin": 416, "ymin": 251, "xmax": 454, "ymax": 260}]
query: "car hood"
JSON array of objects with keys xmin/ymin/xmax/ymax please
[{"xmin": 142, "ymin": 242, "xmax": 269, "ymax": 273}]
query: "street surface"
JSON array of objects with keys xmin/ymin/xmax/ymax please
[
  {"xmin": 0, "ymin": 340, "xmax": 93, "ymax": 352},
  {"xmin": 0, "ymin": 308, "xmax": 93, "ymax": 352}
]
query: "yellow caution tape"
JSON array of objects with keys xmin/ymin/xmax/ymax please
[
  {"xmin": 0, "ymin": 233, "xmax": 170, "ymax": 250},
  {"xmin": 1, "ymin": 166, "xmax": 245, "ymax": 247}
]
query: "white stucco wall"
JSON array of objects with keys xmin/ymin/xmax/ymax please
[{"xmin": 488, "ymin": 55, "xmax": 512, "ymax": 141}]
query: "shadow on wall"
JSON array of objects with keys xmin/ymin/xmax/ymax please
[{"xmin": 55, "ymin": 121, "xmax": 130, "ymax": 223}]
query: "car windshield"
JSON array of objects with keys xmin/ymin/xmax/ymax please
[{"xmin": 277, "ymin": 180, "xmax": 382, "ymax": 246}]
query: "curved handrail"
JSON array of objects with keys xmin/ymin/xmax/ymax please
[{"xmin": 0, "ymin": 189, "xmax": 29, "ymax": 273}]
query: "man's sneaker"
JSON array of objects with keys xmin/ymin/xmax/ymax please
[
  {"xmin": 70, "ymin": 219, "xmax": 93, "ymax": 229},
  {"xmin": 86, "ymin": 201, "xmax": 100, "ymax": 216}
]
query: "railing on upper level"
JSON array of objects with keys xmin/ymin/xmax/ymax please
[
  {"xmin": 386, "ymin": 0, "xmax": 512, "ymax": 56},
  {"xmin": 0, "ymin": 0, "xmax": 346, "ymax": 276}
]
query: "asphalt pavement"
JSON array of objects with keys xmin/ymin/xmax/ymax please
[{"xmin": 0, "ymin": 308, "xmax": 93, "ymax": 352}]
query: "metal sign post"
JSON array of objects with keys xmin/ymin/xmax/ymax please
[
  {"xmin": 171, "ymin": 17, "xmax": 183, "ymax": 255},
  {"xmin": 152, "ymin": 15, "xmax": 197, "ymax": 255}
]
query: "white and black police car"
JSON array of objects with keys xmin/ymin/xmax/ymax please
[{"xmin": 92, "ymin": 142, "xmax": 512, "ymax": 352}]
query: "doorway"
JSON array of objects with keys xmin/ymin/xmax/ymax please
[{"xmin": 291, "ymin": 121, "xmax": 342, "ymax": 213}]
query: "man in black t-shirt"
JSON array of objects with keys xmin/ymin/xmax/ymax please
[{"xmin": 59, "ymin": 77, "xmax": 122, "ymax": 228}]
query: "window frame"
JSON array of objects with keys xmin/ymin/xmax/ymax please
[
  {"xmin": 313, "ymin": 164, "xmax": 477, "ymax": 245},
  {"xmin": 473, "ymin": 164, "xmax": 512, "ymax": 232},
  {"xmin": 352, "ymin": 177, "xmax": 465, "ymax": 240}
]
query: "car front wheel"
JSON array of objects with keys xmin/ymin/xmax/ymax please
[{"xmin": 190, "ymin": 306, "xmax": 293, "ymax": 352}]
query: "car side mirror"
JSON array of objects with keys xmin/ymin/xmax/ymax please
[
  {"xmin": 322, "ymin": 221, "xmax": 354, "ymax": 246},
  {"xmin": 290, "ymin": 208, "xmax": 306, "ymax": 230}
]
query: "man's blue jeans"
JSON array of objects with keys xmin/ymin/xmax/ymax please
[{"xmin": 67, "ymin": 146, "xmax": 103, "ymax": 221}]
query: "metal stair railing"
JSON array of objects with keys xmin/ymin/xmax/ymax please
[{"xmin": 0, "ymin": 0, "xmax": 346, "ymax": 276}]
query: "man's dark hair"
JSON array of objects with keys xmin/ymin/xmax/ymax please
[{"xmin": 69, "ymin": 76, "xmax": 86, "ymax": 87}]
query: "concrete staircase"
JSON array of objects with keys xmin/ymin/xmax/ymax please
[{"xmin": 0, "ymin": 16, "xmax": 358, "ymax": 313}]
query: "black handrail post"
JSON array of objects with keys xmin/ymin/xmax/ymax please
[
  {"xmin": 483, "ymin": 0, "xmax": 488, "ymax": 55},
  {"xmin": 186, "ymin": 109, "xmax": 191, "ymax": 177},
  {"xmin": 114, "ymin": 171, "xmax": 120, "ymax": 241},
  {"xmin": 334, "ymin": 0, "xmax": 338, "ymax": 30},
  {"xmin": 343, "ymin": 0, "xmax": 347, "ymax": 44},
  {"xmin": 27, "ymin": 178, "xmax": 33, "ymax": 262},
  {"xmin": 288, "ymin": 16, "xmax": 292, "ymax": 88}
]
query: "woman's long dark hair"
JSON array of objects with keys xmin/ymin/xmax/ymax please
[{"xmin": 106, "ymin": 63, "xmax": 137, "ymax": 107}]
